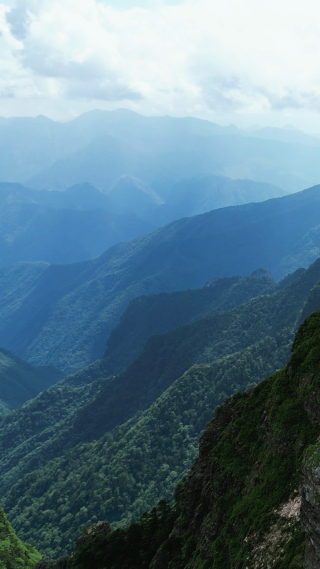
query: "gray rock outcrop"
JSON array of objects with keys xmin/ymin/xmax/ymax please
[{"xmin": 301, "ymin": 448, "xmax": 320, "ymax": 568}]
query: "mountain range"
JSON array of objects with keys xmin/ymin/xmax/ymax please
[
  {"xmin": 0, "ymin": 348, "xmax": 61, "ymax": 414},
  {"xmin": 152, "ymin": 174, "xmax": 288, "ymax": 225},
  {"xmin": 0, "ymin": 175, "xmax": 289, "ymax": 268},
  {"xmin": 1, "ymin": 183, "xmax": 320, "ymax": 373},
  {"xmin": 1, "ymin": 110, "xmax": 320, "ymax": 195},
  {"xmin": 3, "ymin": 110, "xmax": 320, "ymax": 568},
  {"xmin": 0, "ymin": 182, "xmax": 155, "ymax": 267},
  {"xmin": 1, "ymin": 257, "xmax": 320, "ymax": 557},
  {"xmin": 55, "ymin": 309, "xmax": 320, "ymax": 569}
]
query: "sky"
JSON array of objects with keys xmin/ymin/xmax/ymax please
[{"xmin": 2, "ymin": 0, "xmax": 320, "ymax": 130}]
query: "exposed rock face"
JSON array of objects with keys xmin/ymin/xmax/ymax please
[
  {"xmin": 35, "ymin": 313, "xmax": 320, "ymax": 569},
  {"xmin": 76, "ymin": 520, "xmax": 111, "ymax": 549},
  {"xmin": 152, "ymin": 313, "xmax": 320, "ymax": 569},
  {"xmin": 251, "ymin": 268, "xmax": 273, "ymax": 280},
  {"xmin": 301, "ymin": 447, "xmax": 320, "ymax": 569},
  {"xmin": 248, "ymin": 494, "xmax": 301, "ymax": 569}
]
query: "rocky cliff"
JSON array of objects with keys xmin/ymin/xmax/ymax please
[
  {"xmin": 150, "ymin": 309, "xmax": 320, "ymax": 569},
  {"xmin": 301, "ymin": 442, "xmax": 320, "ymax": 569},
  {"xmin": 34, "ymin": 311, "xmax": 320, "ymax": 569}
]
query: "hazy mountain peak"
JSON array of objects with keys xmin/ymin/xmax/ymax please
[
  {"xmin": 65, "ymin": 182, "xmax": 102, "ymax": 196},
  {"xmin": 251, "ymin": 268, "xmax": 274, "ymax": 280},
  {"xmin": 283, "ymin": 123, "xmax": 299, "ymax": 131},
  {"xmin": 108, "ymin": 175, "xmax": 164, "ymax": 216}
]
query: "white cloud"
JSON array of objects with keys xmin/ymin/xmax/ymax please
[{"xmin": 2, "ymin": 0, "xmax": 320, "ymax": 128}]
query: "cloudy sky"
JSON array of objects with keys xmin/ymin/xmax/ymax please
[{"xmin": 1, "ymin": 0, "xmax": 320, "ymax": 129}]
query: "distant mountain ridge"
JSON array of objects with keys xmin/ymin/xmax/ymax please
[
  {"xmin": 26, "ymin": 115, "xmax": 320, "ymax": 194},
  {"xmin": 103, "ymin": 269, "xmax": 278, "ymax": 376},
  {"xmin": 0, "ymin": 109, "xmax": 320, "ymax": 194},
  {"xmin": 0, "ymin": 176, "xmax": 289, "ymax": 269},
  {"xmin": 244, "ymin": 124, "xmax": 320, "ymax": 147},
  {"xmin": 0, "ymin": 182, "xmax": 155, "ymax": 267},
  {"xmin": 1, "ymin": 183, "xmax": 320, "ymax": 372},
  {"xmin": 154, "ymin": 174, "xmax": 288, "ymax": 224}
]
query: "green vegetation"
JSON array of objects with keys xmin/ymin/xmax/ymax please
[
  {"xmin": 0, "ymin": 508, "xmax": 40, "ymax": 568},
  {"xmin": 0, "ymin": 261, "xmax": 311, "ymax": 501},
  {"xmin": 104, "ymin": 269, "xmax": 278, "ymax": 375},
  {"xmin": 157, "ymin": 311, "xmax": 320, "ymax": 569},
  {"xmin": 0, "ymin": 373, "xmax": 112, "ymax": 497},
  {"xmin": 1, "ymin": 183, "xmax": 320, "ymax": 372},
  {"xmin": 2, "ymin": 259, "xmax": 320, "ymax": 556},
  {"xmin": 2, "ymin": 332, "xmax": 293, "ymax": 557},
  {"xmin": 62, "ymin": 311, "xmax": 320, "ymax": 569},
  {"xmin": 72, "ymin": 501, "xmax": 178, "ymax": 569},
  {"xmin": 0, "ymin": 348, "xmax": 62, "ymax": 414}
]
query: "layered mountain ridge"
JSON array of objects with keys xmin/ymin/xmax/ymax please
[
  {"xmin": 0, "ymin": 182, "xmax": 155, "ymax": 267},
  {"xmin": 1, "ymin": 258, "xmax": 320, "ymax": 556},
  {"xmin": 0, "ymin": 174, "xmax": 290, "ymax": 269},
  {"xmin": 1, "ymin": 182, "xmax": 320, "ymax": 373},
  {"xmin": 0, "ymin": 348, "xmax": 62, "ymax": 414},
  {"xmin": 1, "ymin": 110, "xmax": 320, "ymax": 194},
  {"xmin": 36, "ymin": 310, "xmax": 320, "ymax": 569},
  {"xmin": 3, "ymin": 111, "xmax": 320, "ymax": 567}
]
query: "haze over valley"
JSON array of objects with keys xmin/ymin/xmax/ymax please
[
  {"xmin": 1, "ymin": 108, "xmax": 320, "ymax": 568},
  {"xmin": 2, "ymin": 0, "xmax": 320, "ymax": 567}
]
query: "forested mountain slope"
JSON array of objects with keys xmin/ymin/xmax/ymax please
[
  {"xmin": 103, "ymin": 268, "xmax": 278, "ymax": 375},
  {"xmin": 0, "ymin": 508, "xmax": 40, "ymax": 568},
  {"xmin": 2, "ymin": 259, "xmax": 320, "ymax": 556},
  {"xmin": 45, "ymin": 257, "xmax": 320, "ymax": 444},
  {"xmin": 0, "ymin": 177, "xmax": 285, "ymax": 269},
  {"xmin": 1, "ymin": 184, "xmax": 320, "ymax": 372},
  {"xmin": 0, "ymin": 182, "xmax": 154, "ymax": 267},
  {"xmin": 104, "ymin": 174, "xmax": 287, "ymax": 225},
  {"xmin": 40, "ymin": 310, "xmax": 320, "ymax": 569},
  {"xmin": 6, "ymin": 334, "xmax": 292, "ymax": 558},
  {"xmin": 157, "ymin": 174, "xmax": 287, "ymax": 223},
  {"xmin": 0, "ymin": 269, "xmax": 281, "ymax": 498},
  {"xmin": 0, "ymin": 348, "xmax": 62, "ymax": 414}
]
